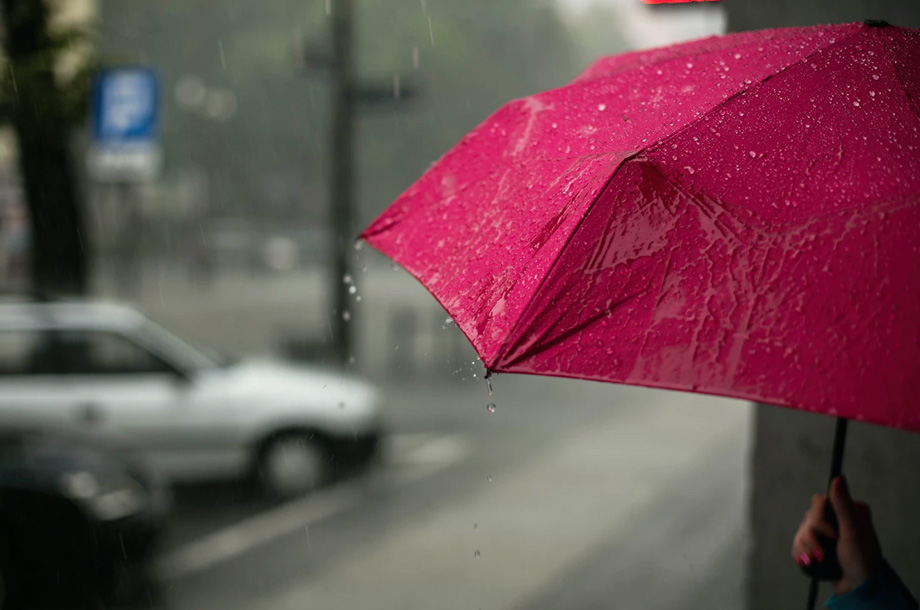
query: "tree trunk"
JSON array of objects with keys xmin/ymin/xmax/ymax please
[{"xmin": 2, "ymin": 0, "xmax": 89, "ymax": 298}]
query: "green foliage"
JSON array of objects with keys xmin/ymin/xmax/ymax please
[{"xmin": 0, "ymin": 14, "xmax": 99, "ymax": 134}]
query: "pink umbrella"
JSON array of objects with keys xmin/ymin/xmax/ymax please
[{"xmin": 362, "ymin": 20, "xmax": 920, "ymax": 603}]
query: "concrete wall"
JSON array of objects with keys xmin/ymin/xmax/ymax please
[{"xmin": 723, "ymin": 2, "xmax": 920, "ymax": 608}]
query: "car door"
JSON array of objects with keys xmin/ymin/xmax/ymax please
[
  {"xmin": 0, "ymin": 328, "xmax": 74, "ymax": 427},
  {"xmin": 54, "ymin": 328, "xmax": 214, "ymax": 478}
]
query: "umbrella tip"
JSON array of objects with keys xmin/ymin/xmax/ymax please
[{"xmin": 863, "ymin": 19, "xmax": 889, "ymax": 27}]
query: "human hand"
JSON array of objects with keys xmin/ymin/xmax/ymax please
[{"xmin": 792, "ymin": 476, "xmax": 883, "ymax": 596}]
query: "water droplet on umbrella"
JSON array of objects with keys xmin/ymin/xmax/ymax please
[
  {"xmin": 872, "ymin": 74, "xmax": 880, "ymax": 80},
  {"xmin": 733, "ymin": 53, "xmax": 741, "ymax": 59},
  {"xmin": 684, "ymin": 166, "xmax": 695, "ymax": 175},
  {"xmin": 486, "ymin": 403, "xmax": 496, "ymax": 413},
  {"xmin": 870, "ymin": 91, "xmax": 876, "ymax": 97},
  {"xmin": 853, "ymin": 100, "xmax": 860, "ymax": 107},
  {"xmin": 597, "ymin": 103, "xmax": 607, "ymax": 111}
]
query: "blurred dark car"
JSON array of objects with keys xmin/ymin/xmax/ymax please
[{"xmin": 0, "ymin": 424, "xmax": 171, "ymax": 609}]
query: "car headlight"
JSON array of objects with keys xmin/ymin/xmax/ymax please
[{"xmin": 59, "ymin": 471, "xmax": 148, "ymax": 521}]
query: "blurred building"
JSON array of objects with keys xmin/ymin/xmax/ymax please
[{"xmin": 723, "ymin": 3, "xmax": 920, "ymax": 609}]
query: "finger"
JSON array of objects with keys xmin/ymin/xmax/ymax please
[
  {"xmin": 806, "ymin": 494, "xmax": 826, "ymax": 521},
  {"xmin": 792, "ymin": 530, "xmax": 825, "ymax": 565},
  {"xmin": 810, "ymin": 520, "xmax": 838, "ymax": 541},
  {"xmin": 829, "ymin": 475, "xmax": 856, "ymax": 530},
  {"xmin": 853, "ymin": 501, "xmax": 872, "ymax": 525}
]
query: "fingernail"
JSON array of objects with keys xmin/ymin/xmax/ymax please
[
  {"xmin": 794, "ymin": 555, "xmax": 804, "ymax": 566},
  {"xmin": 813, "ymin": 548, "xmax": 824, "ymax": 562},
  {"xmin": 800, "ymin": 553, "xmax": 811, "ymax": 566}
]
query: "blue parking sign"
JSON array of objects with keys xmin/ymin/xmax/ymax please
[
  {"xmin": 93, "ymin": 67, "xmax": 158, "ymax": 142},
  {"xmin": 89, "ymin": 67, "xmax": 161, "ymax": 180}
]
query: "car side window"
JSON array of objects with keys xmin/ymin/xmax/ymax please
[
  {"xmin": 56, "ymin": 330, "xmax": 174, "ymax": 376},
  {"xmin": 0, "ymin": 329, "xmax": 63, "ymax": 376}
]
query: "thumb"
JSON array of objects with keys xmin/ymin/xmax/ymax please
[{"xmin": 829, "ymin": 475, "xmax": 856, "ymax": 528}]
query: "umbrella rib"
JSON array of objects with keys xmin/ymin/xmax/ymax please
[
  {"xmin": 490, "ymin": 152, "xmax": 641, "ymax": 370},
  {"xmin": 498, "ymin": 286, "xmax": 651, "ymax": 370}
]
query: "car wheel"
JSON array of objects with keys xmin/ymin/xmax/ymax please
[{"xmin": 257, "ymin": 433, "xmax": 329, "ymax": 498}]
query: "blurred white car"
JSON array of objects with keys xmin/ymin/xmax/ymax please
[{"xmin": 0, "ymin": 301, "xmax": 382, "ymax": 497}]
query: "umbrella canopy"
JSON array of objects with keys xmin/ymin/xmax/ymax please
[{"xmin": 362, "ymin": 22, "xmax": 920, "ymax": 433}]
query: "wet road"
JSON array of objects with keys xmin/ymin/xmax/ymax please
[{"xmin": 150, "ymin": 377, "xmax": 751, "ymax": 610}]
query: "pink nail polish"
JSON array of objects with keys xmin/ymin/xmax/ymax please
[
  {"xmin": 800, "ymin": 553, "xmax": 811, "ymax": 566},
  {"xmin": 813, "ymin": 548, "xmax": 824, "ymax": 562}
]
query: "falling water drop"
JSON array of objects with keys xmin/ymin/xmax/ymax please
[
  {"xmin": 342, "ymin": 311, "xmax": 351, "ymax": 321},
  {"xmin": 353, "ymin": 240, "xmax": 364, "ymax": 251},
  {"xmin": 343, "ymin": 274, "xmax": 353, "ymax": 284},
  {"xmin": 348, "ymin": 285, "xmax": 357, "ymax": 294},
  {"xmin": 474, "ymin": 550, "xmax": 481, "ymax": 558},
  {"xmin": 487, "ymin": 475, "xmax": 493, "ymax": 482},
  {"xmin": 486, "ymin": 403, "xmax": 496, "ymax": 413}
]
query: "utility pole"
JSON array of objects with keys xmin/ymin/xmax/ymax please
[
  {"xmin": 300, "ymin": 0, "xmax": 418, "ymax": 366},
  {"xmin": 329, "ymin": 0, "xmax": 356, "ymax": 366}
]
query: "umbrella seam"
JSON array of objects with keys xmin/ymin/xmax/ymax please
[
  {"xmin": 880, "ymin": 30, "xmax": 920, "ymax": 121},
  {"xmin": 491, "ymin": 152, "xmax": 641, "ymax": 370},
  {"xmin": 642, "ymin": 28, "xmax": 866, "ymax": 159}
]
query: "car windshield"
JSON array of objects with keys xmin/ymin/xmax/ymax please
[{"xmin": 141, "ymin": 319, "xmax": 226, "ymax": 371}]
